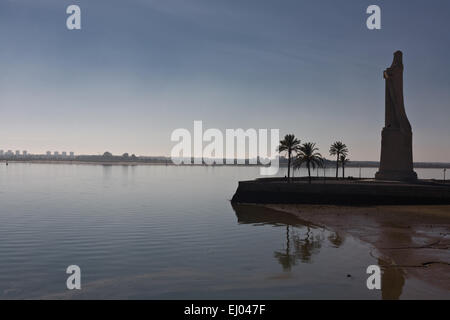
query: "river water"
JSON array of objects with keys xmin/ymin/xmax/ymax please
[{"xmin": 0, "ymin": 163, "xmax": 447, "ymax": 299}]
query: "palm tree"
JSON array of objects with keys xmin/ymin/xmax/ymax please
[
  {"xmin": 340, "ymin": 154, "xmax": 349, "ymax": 179},
  {"xmin": 278, "ymin": 134, "xmax": 301, "ymax": 182},
  {"xmin": 294, "ymin": 142, "xmax": 324, "ymax": 184},
  {"xmin": 329, "ymin": 141, "xmax": 348, "ymax": 179}
]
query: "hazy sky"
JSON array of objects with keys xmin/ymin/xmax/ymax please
[{"xmin": 1, "ymin": 0, "xmax": 449, "ymax": 161}]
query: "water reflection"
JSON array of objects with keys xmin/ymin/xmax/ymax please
[
  {"xmin": 379, "ymin": 258, "xmax": 406, "ymax": 300},
  {"xmin": 274, "ymin": 226, "xmax": 297, "ymax": 271},
  {"xmin": 328, "ymin": 232, "xmax": 346, "ymax": 248},
  {"xmin": 102, "ymin": 164, "xmax": 112, "ymax": 180},
  {"xmin": 290, "ymin": 227, "xmax": 323, "ymax": 264},
  {"xmin": 232, "ymin": 204, "xmax": 345, "ymax": 271},
  {"xmin": 375, "ymin": 213, "xmax": 411, "ymax": 299},
  {"xmin": 232, "ymin": 203, "xmax": 413, "ymax": 299}
]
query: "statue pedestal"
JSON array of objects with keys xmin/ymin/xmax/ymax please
[{"xmin": 375, "ymin": 127, "xmax": 417, "ymax": 181}]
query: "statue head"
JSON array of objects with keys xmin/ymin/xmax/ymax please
[{"xmin": 393, "ymin": 51, "xmax": 403, "ymax": 66}]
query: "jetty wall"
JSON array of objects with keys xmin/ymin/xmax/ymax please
[{"xmin": 231, "ymin": 179, "xmax": 450, "ymax": 205}]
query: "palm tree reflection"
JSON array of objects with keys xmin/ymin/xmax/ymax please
[
  {"xmin": 292, "ymin": 226, "xmax": 323, "ymax": 264},
  {"xmin": 328, "ymin": 232, "xmax": 345, "ymax": 248},
  {"xmin": 274, "ymin": 225, "xmax": 297, "ymax": 271},
  {"xmin": 232, "ymin": 203, "xmax": 333, "ymax": 271},
  {"xmin": 232, "ymin": 204, "xmax": 409, "ymax": 298}
]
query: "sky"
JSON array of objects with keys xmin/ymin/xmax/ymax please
[{"xmin": 0, "ymin": 0, "xmax": 449, "ymax": 162}]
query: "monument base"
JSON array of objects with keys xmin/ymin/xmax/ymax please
[
  {"xmin": 376, "ymin": 127, "xmax": 417, "ymax": 182},
  {"xmin": 375, "ymin": 170, "xmax": 417, "ymax": 182}
]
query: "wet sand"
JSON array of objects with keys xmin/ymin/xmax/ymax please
[{"xmin": 263, "ymin": 204, "xmax": 450, "ymax": 295}]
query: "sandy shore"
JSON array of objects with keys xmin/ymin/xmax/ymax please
[{"xmin": 263, "ymin": 204, "xmax": 450, "ymax": 295}]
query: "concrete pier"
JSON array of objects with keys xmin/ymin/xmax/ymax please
[{"xmin": 231, "ymin": 178, "xmax": 450, "ymax": 206}]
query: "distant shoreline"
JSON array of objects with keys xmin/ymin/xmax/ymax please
[
  {"xmin": 1, "ymin": 159, "xmax": 449, "ymax": 169},
  {"xmin": 0, "ymin": 160, "xmax": 260, "ymax": 167}
]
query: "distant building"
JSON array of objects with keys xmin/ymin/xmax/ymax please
[
  {"xmin": 69, "ymin": 152, "xmax": 74, "ymax": 157},
  {"xmin": 7, "ymin": 150, "xmax": 13, "ymax": 156},
  {"xmin": 15, "ymin": 150, "xmax": 20, "ymax": 156},
  {"xmin": 23, "ymin": 151, "xmax": 27, "ymax": 156},
  {"xmin": 0, "ymin": 150, "xmax": 3, "ymax": 156},
  {"xmin": 54, "ymin": 151, "xmax": 59, "ymax": 156},
  {"xmin": 46, "ymin": 151, "xmax": 51, "ymax": 157},
  {"xmin": 62, "ymin": 152, "xmax": 67, "ymax": 157}
]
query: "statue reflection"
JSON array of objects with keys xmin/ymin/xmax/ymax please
[
  {"xmin": 375, "ymin": 210, "xmax": 409, "ymax": 300},
  {"xmin": 232, "ymin": 204, "xmax": 335, "ymax": 271},
  {"xmin": 379, "ymin": 258, "xmax": 405, "ymax": 300}
]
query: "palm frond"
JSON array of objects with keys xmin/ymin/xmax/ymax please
[{"xmin": 329, "ymin": 141, "xmax": 348, "ymax": 156}]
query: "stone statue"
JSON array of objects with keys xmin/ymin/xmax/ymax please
[
  {"xmin": 383, "ymin": 51, "xmax": 411, "ymax": 131},
  {"xmin": 375, "ymin": 51, "xmax": 417, "ymax": 181}
]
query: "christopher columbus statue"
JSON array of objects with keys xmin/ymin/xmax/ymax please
[
  {"xmin": 375, "ymin": 51, "xmax": 417, "ymax": 181},
  {"xmin": 383, "ymin": 51, "xmax": 412, "ymax": 132}
]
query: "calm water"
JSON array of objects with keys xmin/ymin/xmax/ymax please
[{"xmin": 0, "ymin": 163, "xmax": 447, "ymax": 299}]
